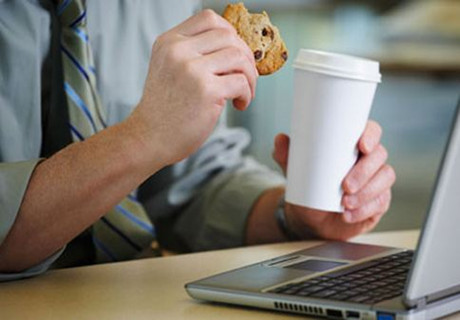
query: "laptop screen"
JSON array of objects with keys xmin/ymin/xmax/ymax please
[{"xmin": 405, "ymin": 101, "xmax": 460, "ymax": 306}]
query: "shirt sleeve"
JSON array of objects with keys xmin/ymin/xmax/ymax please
[
  {"xmin": 0, "ymin": 160, "xmax": 41, "ymax": 244},
  {"xmin": 171, "ymin": 156, "xmax": 285, "ymax": 251},
  {"xmin": 0, "ymin": 160, "xmax": 65, "ymax": 281}
]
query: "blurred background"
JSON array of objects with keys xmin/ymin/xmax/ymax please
[{"xmin": 203, "ymin": 0, "xmax": 460, "ymax": 232}]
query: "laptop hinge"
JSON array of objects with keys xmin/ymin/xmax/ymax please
[
  {"xmin": 405, "ymin": 283, "xmax": 460, "ymax": 309},
  {"xmin": 426, "ymin": 284, "xmax": 460, "ymax": 305},
  {"xmin": 416, "ymin": 298, "xmax": 427, "ymax": 309},
  {"xmin": 404, "ymin": 296, "xmax": 427, "ymax": 309}
]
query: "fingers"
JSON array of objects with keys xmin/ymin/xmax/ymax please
[
  {"xmin": 341, "ymin": 120, "xmax": 395, "ymax": 225},
  {"xmin": 343, "ymin": 189, "xmax": 392, "ymax": 224},
  {"xmin": 217, "ymin": 74, "xmax": 252, "ymax": 110},
  {"xmin": 202, "ymin": 47, "xmax": 257, "ymax": 98},
  {"xmin": 272, "ymin": 134, "xmax": 290, "ymax": 175},
  {"xmin": 158, "ymin": 9, "xmax": 258, "ymax": 110},
  {"xmin": 358, "ymin": 120, "xmax": 382, "ymax": 155},
  {"xmin": 174, "ymin": 9, "xmax": 234, "ymax": 37},
  {"xmin": 190, "ymin": 28, "xmax": 256, "ymax": 68},
  {"xmin": 343, "ymin": 144, "xmax": 389, "ymax": 194},
  {"xmin": 343, "ymin": 164, "xmax": 396, "ymax": 210},
  {"xmin": 341, "ymin": 119, "xmax": 394, "ymax": 224}
]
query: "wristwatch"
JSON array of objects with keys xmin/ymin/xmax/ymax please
[{"xmin": 274, "ymin": 196, "xmax": 301, "ymax": 241}]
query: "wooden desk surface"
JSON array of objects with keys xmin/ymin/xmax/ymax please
[{"xmin": 1, "ymin": 230, "xmax": 458, "ymax": 319}]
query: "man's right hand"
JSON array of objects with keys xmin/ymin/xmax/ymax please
[
  {"xmin": 0, "ymin": 10, "xmax": 258, "ymax": 274},
  {"xmin": 128, "ymin": 9, "xmax": 258, "ymax": 168}
]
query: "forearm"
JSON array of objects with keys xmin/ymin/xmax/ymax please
[
  {"xmin": 0, "ymin": 119, "xmax": 163, "ymax": 272},
  {"xmin": 246, "ymin": 186, "xmax": 323, "ymax": 245},
  {"xmin": 245, "ymin": 186, "xmax": 287, "ymax": 245}
]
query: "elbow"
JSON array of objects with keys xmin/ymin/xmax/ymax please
[
  {"xmin": 0, "ymin": 243, "xmax": 36, "ymax": 274},
  {"xmin": 0, "ymin": 248, "xmax": 25, "ymax": 273}
]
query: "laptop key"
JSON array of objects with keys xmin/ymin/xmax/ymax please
[
  {"xmin": 373, "ymin": 281, "xmax": 389, "ymax": 287},
  {"xmin": 393, "ymin": 268, "xmax": 408, "ymax": 275},
  {"xmin": 338, "ymin": 275, "xmax": 356, "ymax": 282},
  {"xmin": 298, "ymin": 291, "xmax": 315, "ymax": 297},
  {"xmin": 282, "ymin": 288, "xmax": 300, "ymax": 295},
  {"xmin": 348, "ymin": 295, "xmax": 371, "ymax": 303},
  {"xmin": 331, "ymin": 285, "xmax": 349, "ymax": 292},
  {"xmin": 319, "ymin": 282, "xmax": 337, "ymax": 288},
  {"xmin": 361, "ymin": 283, "xmax": 379, "ymax": 290},
  {"xmin": 368, "ymin": 290, "xmax": 385, "ymax": 297},
  {"xmin": 341, "ymin": 282, "xmax": 359, "ymax": 289},
  {"xmin": 310, "ymin": 289, "xmax": 337, "ymax": 298},
  {"xmin": 297, "ymin": 285, "xmax": 326, "ymax": 295},
  {"xmin": 301, "ymin": 279, "xmax": 321, "ymax": 285},
  {"xmin": 324, "ymin": 279, "xmax": 343, "ymax": 286},
  {"xmin": 326, "ymin": 260, "xmax": 381, "ymax": 278},
  {"xmin": 373, "ymin": 274, "xmax": 387, "ymax": 280},
  {"xmin": 329, "ymin": 293, "xmax": 351, "ymax": 301},
  {"xmin": 344, "ymin": 289, "xmax": 361, "ymax": 297}
]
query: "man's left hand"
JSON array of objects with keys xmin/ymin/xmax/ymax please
[{"xmin": 272, "ymin": 120, "xmax": 396, "ymax": 240}]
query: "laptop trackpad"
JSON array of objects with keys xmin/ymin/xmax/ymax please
[
  {"xmin": 298, "ymin": 241, "xmax": 392, "ymax": 261},
  {"xmin": 285, "ymin": 259, "xmax": 347, "ymax": 271}
]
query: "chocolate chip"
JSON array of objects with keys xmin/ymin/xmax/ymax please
[
  {"xmin": 254, "ymin": 50, "xmax": 263, "ymax": 61},
  {"xmin": 282, "ymin": 51, "xmax": 288, "ymax": 61},
  {"xmin": 262, "ymin": 27, "xmax": 274, "ymax": 40}
]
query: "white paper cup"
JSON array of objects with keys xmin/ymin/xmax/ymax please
[{"xmin": 285, "ymin": 49, "xmax": 381, "ymax": 212}]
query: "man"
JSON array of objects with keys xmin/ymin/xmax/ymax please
[{"xmin": 0, "ymin": 1, "xmax": 395, "ymax": 280}]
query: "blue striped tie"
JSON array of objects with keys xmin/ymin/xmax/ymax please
[{"xmin": 57, "ymin": 0, "xmax": 157, "ymax": 262}]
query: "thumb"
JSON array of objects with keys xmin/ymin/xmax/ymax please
[{"xmin": 272, "ymin": 133, "xmax": 290, "ymax": 176}]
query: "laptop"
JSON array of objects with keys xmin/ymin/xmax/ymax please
[{"xmin": 185, "ymin": 101, "xmax": 460, "ymax": 320}]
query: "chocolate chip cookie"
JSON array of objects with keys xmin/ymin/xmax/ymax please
[{"xmin": 223, "ymin": 2, "xmax": 288, "ymax": 76}]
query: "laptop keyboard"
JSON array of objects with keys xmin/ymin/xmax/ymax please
[{"xmin": 269, "ymin": 250, "xmax": 414, "ymax": 305}]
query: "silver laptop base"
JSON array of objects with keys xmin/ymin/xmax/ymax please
[{"xmin": 188, "ymin": 286, "xmax": 460, "ymax": 320}]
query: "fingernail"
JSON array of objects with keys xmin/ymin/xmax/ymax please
[
  {"xmin": 345, "ymin": 195, "xmax": 358, "ymax": 209},
  {"xmin": 346, "ymin": 179, "xmax": 358, "ymax": 193},
  {"xmin": 363, "ymin": 139, "xmax": 373, "ymax": 153},
  {"xmin": 344, "ymin": 211, "xmax": 353, "ymax": 223}
]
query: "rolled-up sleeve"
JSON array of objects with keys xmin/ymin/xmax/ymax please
[
  {"xmin": 173, "ymin": 157, "xmax": 285, "ymax": 251},
  {"xmin": 0, "ymin": 160, "xmax": 41, "ymax": 244},
  {"xmin": 0, "ymin": 160, "xmax": 64, "ymax": 281}
]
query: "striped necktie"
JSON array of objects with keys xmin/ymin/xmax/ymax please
[{"xmin": 56, "ymin": 0, "xmax": 157, "ymax": 262}]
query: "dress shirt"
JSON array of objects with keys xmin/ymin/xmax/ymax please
[{"xmin": 0, "ymin": 0, "xmax": 285, "ymax": 280}]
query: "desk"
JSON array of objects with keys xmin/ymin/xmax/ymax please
[{"xmin": 1, "ymin": 230, "xmax": 458, "ymax": 319}]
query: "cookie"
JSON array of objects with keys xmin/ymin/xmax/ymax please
[{"xmin": 222, "ymin": 2, "xmax": 288, "ymax": 76}]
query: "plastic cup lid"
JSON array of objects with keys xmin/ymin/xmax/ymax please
[{"xmin": 293, "ymin": 49, "xmax": 381, "ymax": 83}]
